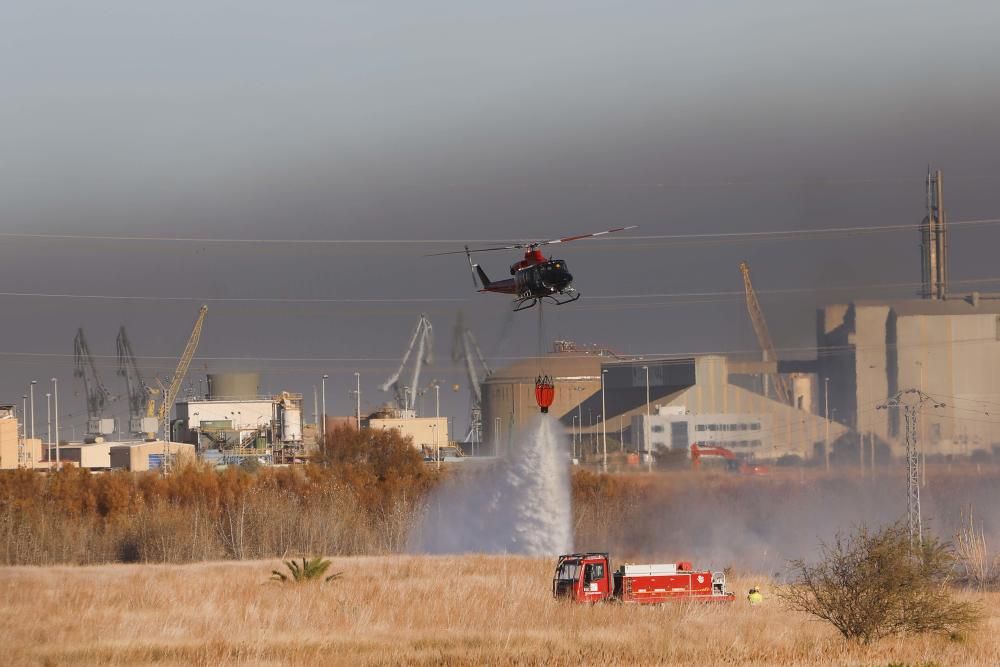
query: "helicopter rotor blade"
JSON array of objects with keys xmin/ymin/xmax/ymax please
[
  {"xmin": 536, "ymin": 225, "xmax": 638, "ymax": 247},
  {"xmin": 426, "ymin": 225, "xmax": 637, "ymax": 256},
  {"xmin": 426, "ymin": 243, "xmax": 527, "ymax": 257}
]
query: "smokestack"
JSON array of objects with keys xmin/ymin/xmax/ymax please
[{"xmin": 920, "ymin": 168, "xmax": 948, "ymax": 300}]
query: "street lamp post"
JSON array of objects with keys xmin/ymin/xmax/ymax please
[
  {"xmin": 51, "ymin": 378, "xmax": 59, "ymax": 465},
  {"xmin": 321, "ymin": 374, "xmax": 328, "ymax": 442},
  {"xmin": 601, "ymin": 370, "xmax": 608, "ymax": 473},
  {"xmin": 354, "ymin": 372, "xmax": 361, "ymax": 429},
  {"xmin": 46, "ymin": 392, "xmax": 52, "ymax": 454},
  {"xmin": 588, "ymin": 409, "xmax": 593, "ymax": 454},
  {"xmin": 29, "ymin": 380, "xmax": 37, "ymax": 440},
  {"xmin": 642, "ymin": 365, "xmax": 651, "ymax": 473},
  {"xmin": 571, "ymin": 415, "xmax": 578, "ymax": 460},
  {"xmin": 431, "ymin": 423, "xmax": 439, "ymax": 470},
  {"xmin": 598, "ymin": 414, "xmax": 604, "ymax": 471},
  {"xmin": 824, "ymin": 377, "xmax": 831, "ymax": 472},
  {"xmin": 192, "ymin": 412, "xmax": 201, "ymax": 451}
]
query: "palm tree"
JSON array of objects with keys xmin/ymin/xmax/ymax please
[{"xmin": 271, "ymin": 557, "xmax": 343, "ymax": 583}]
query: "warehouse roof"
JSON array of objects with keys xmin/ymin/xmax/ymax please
[
  {"xmin": 485, "ymin": 353, "xmax": 605, "ymax": 383},
  {"xmin": 890, "ymin": 295, "xmax": 1000, "ymax": 317}
]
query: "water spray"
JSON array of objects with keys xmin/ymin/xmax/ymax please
[{"xmin": 408, "ymin": 415, "xmax": 572, "ymax": 556}]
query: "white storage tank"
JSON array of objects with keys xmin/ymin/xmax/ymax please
[{"xmin": 281, "ymin": 407, "xmax": 302, "ymax": 442}]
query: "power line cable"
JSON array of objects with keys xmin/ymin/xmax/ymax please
[
  {"xmin": 2, "ymin": 217, "xmax": 999, "ymax": 246},
  {"xmin": 5, "ymin": 275, "xmax": 1000, "ymax": 305}
]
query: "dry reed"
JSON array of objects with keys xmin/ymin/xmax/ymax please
[{"xmin": 0, "ymin": 555, "xmax": 996, "ymax": 666}]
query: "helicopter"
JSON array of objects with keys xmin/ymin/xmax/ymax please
[{"xmin": 432, "ymin": 226, "xmax": 637, "ymax": 312}]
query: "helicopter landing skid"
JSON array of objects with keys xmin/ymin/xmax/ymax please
[{"xmin": 512, "ymin": 290, "xmax": 580, "ymax": 312}]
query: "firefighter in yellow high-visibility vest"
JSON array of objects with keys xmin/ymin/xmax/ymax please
[{"xmin": 747, "ymin": 586, "xmax": 763, "ymax": 604}]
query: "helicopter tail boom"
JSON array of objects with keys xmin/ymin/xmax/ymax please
[{"xmin": 475, "ymin": 264, "xmax": 492, "ymax": 288}]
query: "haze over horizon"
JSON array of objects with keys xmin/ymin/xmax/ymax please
[{"xmin": 4, "ymin": 2, "xmax": 1000, "ymax": 434}]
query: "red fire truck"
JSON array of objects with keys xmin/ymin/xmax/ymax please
[{"xmin": 552, "ymin": 552, "xmax": 734, "ymax": 603}]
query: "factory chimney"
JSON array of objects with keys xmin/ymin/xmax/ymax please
[{"xmin": 920, "ymin": 168, "xmax": 948, "ymax": 300}]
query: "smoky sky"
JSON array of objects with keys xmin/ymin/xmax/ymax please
[{"xmin": 3, "ymin": 2, "xmax": 1000, "ymax": 436}]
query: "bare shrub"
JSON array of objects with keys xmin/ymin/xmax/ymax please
[
  {"xmin": 0, "ymin": 427, "xmax": 439, "ymax": 565},
  {"xmin": 780, "ymin": 522, "xmax": 982, "ymax": 643}
]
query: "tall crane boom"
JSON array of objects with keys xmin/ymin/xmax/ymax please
[
  {"xmin": 451, "ymin": 312, "xmax": 491, "ymax": 443},
  {"xmin": 158, "ymin": 306, "xmax": 208, "ymax": 428},
  {"xmin": 116, "ymin": 326, "xmax": 152, "ymax": 436},
  {"xmin": 381, "ymin": 314, "xmax": 433, "ymax": 413},
  {"xmin": 74, "ymin": 328, "xmax": 113, "ymax": 436},
  {"xmin": 739, "ymin": 262, "xmax": 792, "ymax": 405}
]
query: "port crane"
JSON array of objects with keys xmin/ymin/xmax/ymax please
[
  {"xmin": 451, "ymin": 312, "xmax": 491, "ymax": 445},
  {"xmin": 74, "ymin": 328, "xmax": 114, "ymax": 439},
  {"xmin": 381, "ymin": 314, "xmax": 433, "ymax": 413},
  {"xmin": 116, "ymin": 326, "xmax": 159, "ymax": 439},
  {"xmin": 739, "ymin": 262, "xmax": 792, "ymax": 405}
]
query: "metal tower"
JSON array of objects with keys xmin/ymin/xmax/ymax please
[
  {"xmin": 877, "ymin": 389, "xmax": 944, "ymax": 546},
  {"xmin": 921, "ymin": 168, "xmax": 948, "ymax": 300}
]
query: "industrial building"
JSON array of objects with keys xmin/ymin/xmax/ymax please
[
  {"xmin": 54, "ymin": 442, "xmax": 114, "ymax": 470},
  {"xmin": 366, "ymin": 413, "xmax": 449, "ymax": 449},
  {"xmin": 480, "ymin": 345, "xmax": 605, "ymax": 456},
  {"xmin": 480, "ymin": 346, "xmax": 841, "ymax": 461},
  {"xmin": 629, "ymin": 356, "xmax": 846, "ymax": 462},
  {"xmin": 818, "ymin": 296, "xmax": 1000, "ymax": 457},
  {"xmin": 109, "ymin": 441, "xmax": 196, "ymax": 471},
  {"xmin": 816, "ymin": 170, "xmax": 1000, "ymax": 458},
  {"xmin": 0, "ymin": 405, "xmax": 42, "ymax": 469},
  {"xmin": 174, "ymin": 372, "xmax": 305, "ymax": 464}
]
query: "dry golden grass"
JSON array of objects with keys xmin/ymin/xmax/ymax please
[{"xmin": 1, "ymin": 556, "xmax": 997, "ymax": 666}]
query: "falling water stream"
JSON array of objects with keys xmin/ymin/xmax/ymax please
[{"xmin": 408, "ymin": 415, "xmax": 572, "ymax": 555}]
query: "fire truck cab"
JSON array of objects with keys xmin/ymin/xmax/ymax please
[{"xmin": 552, "ymin": 552, "xmax": 734, "ymax": 604}]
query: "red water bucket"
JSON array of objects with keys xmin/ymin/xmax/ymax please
[{"xmin": 535, "ymin": 376, "xmax": 555, "ymax": 413}]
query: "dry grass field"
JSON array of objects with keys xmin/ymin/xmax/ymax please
[{"xmin": 1, "ymin": 555, "xmax": 996, "ymax": 666}]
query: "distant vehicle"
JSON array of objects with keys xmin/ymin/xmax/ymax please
[
  {"xmin": 422, "ymin": 445, "xmax": 466, "ymax": 463},
  {"xmin": 431, "ymin": 226, "xmax": 637, "ymax": 312},
  {"xmin": 553, "ymin": 552, "xmax": 734, "ymax": 603},
  {"xmin": 690, "ymin": 443, "xmax": 769, "ymax": 475}
]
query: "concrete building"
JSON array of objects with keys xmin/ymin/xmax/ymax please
[
  {"xmin": 480, "ymin": 349, "xmax": 605, "ymax": 455},
  {"xmin": 367, "ymin": 415, "xmax": 449, "ymax": 449},
  {"xmin": 0, "ymin": 405, "xmax": 41, "ymax": 469},
  {"xmin": 818, "ymin": 295, "xmax": 1000, "ymax": 457},
  {"xmin": 481, "ymin": 349, "xmax": 841, "ymax": 461},
  {"xmin": 109, "ymin": 441, "xmax": 196, "ymax": 471},
  {"xmin": 629, "ymin": 357, "xmax": 847, "ymax": 461},
  {"xmin": 53, "ymin": 442, "xmax": 114, "ymax": 470},
  {"xmin": 175, "ymin": 385, "xmax": 304, "ymax": 463}
]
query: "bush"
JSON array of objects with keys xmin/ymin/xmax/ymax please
[{"xmin": 779, "ymin": 522, "xmax": 982, "ymax": 643}]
